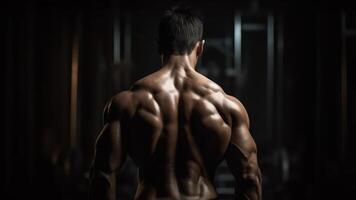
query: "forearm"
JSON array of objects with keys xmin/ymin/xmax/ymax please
[
  {"xmin": 235, "ymin": 169, "xmax": 262, "ymax": 200},
  {"xmin": 89, "ymin": 169, "xmax": 116, "ymax": 200}
]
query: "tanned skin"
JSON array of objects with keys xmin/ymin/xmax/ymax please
[{"xmin": 89, "ymin": 40, "xmax": 262, "ymax": 200}]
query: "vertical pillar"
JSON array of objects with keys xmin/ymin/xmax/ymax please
[{"xmin": 267, "ymin": 13, "xmax": 275, "ymax": 137}]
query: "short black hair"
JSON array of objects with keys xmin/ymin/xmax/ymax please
[{"xmin": 157, "ymin": 6, "xmax": 203, "ymax": 56}]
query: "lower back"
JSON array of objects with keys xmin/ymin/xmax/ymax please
[{"xmin": 134, "ymin": 174, "xmax": 218, "ymax": 200}]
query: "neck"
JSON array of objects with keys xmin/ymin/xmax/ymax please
[
  {"xmin": 161, "ymin": 54, "xmax": 197, "ymax": 90},
  {"xmin": 162, "ymin": 53, "xmax": 197, "ymax": 71}
]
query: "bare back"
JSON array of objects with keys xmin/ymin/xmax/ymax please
[{"xmin": 89, "ymin": 66, "xmax": 262, "ymax": 200}]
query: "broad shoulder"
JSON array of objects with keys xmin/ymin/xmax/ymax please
[
  {"xmin": 223, "ymin": 94, "xmax": 250, "ymax": 128},
  {"xmin": 105, "ymin": 86, "xmax": 161, "ymax": 121},
  {"xmin": 194, "ymin": 86, "xmax": 249, "ymax": 127},
  {"xmin": 130, "ymin": 70, "xmax": 167, "ymax": 93},
  {"xmin": 190, "ymin": 72, "xmax": 223, "ymax": 96},
  {"xmin": 103, "ymin": 90, "xmax": 137, "ymax": 122}
]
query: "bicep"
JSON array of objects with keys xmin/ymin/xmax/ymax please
[
  {"xmin": 225, "ymin": 124, "xmax": 258, "ymax": 178},
  {"xmin": 89, "ymin": 92, "xmax": 132, "ymax": 200},
  {"xmin": 224, "ymin": 96, "xmax": 259, "ymax": 179},
  {"xmin": 93, "ymin": 120, "xmax": 126, "ymax": 175},
  {"xmin": 223, "ymin": 97, "xmax": 262, "ymax": 199},
  {"xmin": 93, "ymin": 92, "xmax": 133, "ymax": 173}
]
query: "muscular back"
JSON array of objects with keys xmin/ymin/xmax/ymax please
[{"xmin": 89, "ymin": 66, "xmax": 261, "ymax": 200}]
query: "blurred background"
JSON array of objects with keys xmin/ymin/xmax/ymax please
[{"xmin": 1, "ymin": 0, "xmax": 356, "ymax": 199}]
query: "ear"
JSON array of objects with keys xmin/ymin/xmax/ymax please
[{"xmin": 196, "ymin": 40, "xmax": 205, "ymax": 57}]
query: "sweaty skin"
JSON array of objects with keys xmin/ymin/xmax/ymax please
[{"xmin": 89, "ymin": 42, "xmax": 262, "ymax": 200}]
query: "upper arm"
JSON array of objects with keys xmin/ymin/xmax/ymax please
[
  {"xmin": 92, "ymin": 91, "xmax": 133, "ymax": 175},
  {"xmin": 224, "ymin": 96, "xmax": 261, "ymax": 197},
  {"xmin": 225, "ymin": 96, "xmax": 258, "ymax": 175},
  {"xmin": 93, "ymin": 120, "xmax": 125, "ymax": 175},
  {"xmin": 89, "ymin": 91, "xmax": 134, "ymax": 200}
]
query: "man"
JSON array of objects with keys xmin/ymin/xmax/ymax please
[{"xmin": 89, "ymin": 6, "xmax": 262, "ymax": 200}]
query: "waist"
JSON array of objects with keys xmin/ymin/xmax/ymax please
[{"xmin": 135, "ymin": 176, "xmax": 217, "ymax": 200}]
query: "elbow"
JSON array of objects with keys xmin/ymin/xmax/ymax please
[
  {"xmin": 241, "ymin": 164, "xmax": 262, "ymax": 189},
  {"xmin": 242, "ymin": 171, "xmax": 261, "ymax": 188}
]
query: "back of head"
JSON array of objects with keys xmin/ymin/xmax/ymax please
[{"xmin": 158, "ymin": 6, "xmax": 203, "ymax": 56}]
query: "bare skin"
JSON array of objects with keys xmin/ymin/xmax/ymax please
[{"xmin": 89, "ymin": 41, "xmax": 262, "ymax": 200}]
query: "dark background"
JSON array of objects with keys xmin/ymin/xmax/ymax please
[{"xmin": 1, "ymin": 0, "xmax": 356, "ymax": 199}]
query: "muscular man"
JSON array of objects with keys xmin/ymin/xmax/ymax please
[{"xmin": 89, "ymin": 6, "xmax": 262, "ymax": 200}]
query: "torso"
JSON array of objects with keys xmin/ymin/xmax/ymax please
[{"xmin": 115, "ymin": 67, "xmax": 234, "ymax": 200}]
